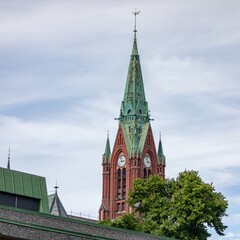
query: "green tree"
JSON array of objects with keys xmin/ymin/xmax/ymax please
[
  {"xmin": 127, "ymin": 170, "xmax": 228, "ymax": 240},
  {"xmin": 99, "ymin": 213, "xmax": 142, "ymax": 231}
]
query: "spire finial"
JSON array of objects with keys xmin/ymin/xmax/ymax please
[
  {"xmin": 7, "ymin": 146, "xmax": 10, "ymax": 169},
  {"xmin": 132, "ymin": 8, "xmax": 140, "ymax": 32},
  {"xmin": 107, "ymin": 130, "xmax": 109, "ymax": 138},
  {"xmin": 54, "ymin": 179, "xmax": 59, "ymax": 193}
]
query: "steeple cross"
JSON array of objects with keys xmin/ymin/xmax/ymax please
[{"xmin": 132, "ymin": 9, "xmax": 140, "ymax": 32}]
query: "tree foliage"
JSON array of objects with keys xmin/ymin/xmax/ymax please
[
  {"xmin": 99, "ymin": 213, "xmax": 142, "ymax": 231},
  {"xmin": 126, "ymin": 170, "xmax": 228, "ymax": 240}
]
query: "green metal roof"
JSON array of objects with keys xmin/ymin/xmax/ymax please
[
  {"xmin": 0, "ymin": 167, "xmax": 49, "ymax": 214},
  {"xmin": 118, "ymin": 31, "xmax": 151, "ymax": 158},
  {"xmin": 120, "ymin": 31, "xmax": 149, "ymax": 121},
  {"xmin": 157, "ymin": 136, "xmax": 166, "ymax": 165}
]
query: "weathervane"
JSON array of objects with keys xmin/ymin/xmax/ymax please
[{"xmin": 132, "ymin": 8, "xmax": 140, "ymax": 32}]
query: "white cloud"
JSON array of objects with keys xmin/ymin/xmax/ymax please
[
  {"xmin": 229, "ymin": 196, "xmax": 240, "ymax": 206},
  {"xmin": 225, "ymin": 213, "xmax": 240, "ymax": 226},
  {"xmin": 225, "ymin": 232, "xmax": 240, "ymax": 239}
]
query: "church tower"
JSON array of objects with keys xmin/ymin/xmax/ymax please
[{"xmin": 99, "ymin": 18, "xmax": 166, "ymax": 221}]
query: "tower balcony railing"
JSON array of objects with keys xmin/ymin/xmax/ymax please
[
  {"xmin": 120, "ymin": 115, "xmax": 149, "ymax": 122},
  {"xmin": 67, "ymin": 210, "xmax": 98, "ymax": 222}
]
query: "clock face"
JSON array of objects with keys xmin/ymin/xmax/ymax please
[
  {"xmin": 118, "ymin": 155, "xmax": 126, "ymax": 167},
  {"xmin": 144, "ymin": 156, "xmax": 151, "ymax": 168}
]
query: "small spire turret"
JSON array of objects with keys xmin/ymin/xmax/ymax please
[
  {"xmin": 158, "ymin": 133, "xmax": 166, "ymax": 165},
  {"xmin": 102, "ymin": 132, "xmax": 111, "ymax": 163},
  {"xmin": 49, "ymin": 184, "xmax": 68, "ymax": 217}
]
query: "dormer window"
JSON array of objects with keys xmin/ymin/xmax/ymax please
[{"xmin": 127, "ymin": 109, "xmax": 131, "ymax": 114}]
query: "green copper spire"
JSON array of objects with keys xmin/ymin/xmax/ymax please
[
  {"xmin": 120, "ymin": 30, "xmax": 149, "ymax": 123},
  {"xmin": 118, "ymin": 23, "xmax": 151, "ymax": 158},
  {"xmin": 132, "ymin": 31, "xmax": 138, "ymax": 55},
  {"xmin": 102, "ymin": 132, "xmax": 111, "ymax": 163},
  {"xmin": 158, "ymin": 133, "xmax": 166, "ymax": 165}
]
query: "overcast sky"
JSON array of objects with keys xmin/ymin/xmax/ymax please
[{"xmin": 0, "ymin": 0, "xmax": 239, "ymax": 239}]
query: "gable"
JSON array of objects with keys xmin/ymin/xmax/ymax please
[{"xmin": 121, "ymin": 122, "xmax": 150, "ymax": 158}]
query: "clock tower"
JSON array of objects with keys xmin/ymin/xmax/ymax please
[{"xmin": 99, "ymin": 25, "xmax": 166, "ymax": 221}]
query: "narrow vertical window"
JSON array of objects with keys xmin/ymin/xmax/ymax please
[
  {"xmin": 117, "ymin": 203, "xmax": 121, "ymax": 212},
  {"xmin": 122, "ymin": 202, "xmax": 126, "ymax": 211},
  {"xmin": 143, "ymin": 168, "xmax": 152, "ymax": 178},
  {"xmin": 122, "ymin": 168, "xmax": 126, "ymax": 198},
  {"xmin": 143, "ymin": 168, "xmax": 147, "ymax": 179},
  {"xmin": 117, "ymin": 169, "xmax": 121, "ymax": 198}
]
